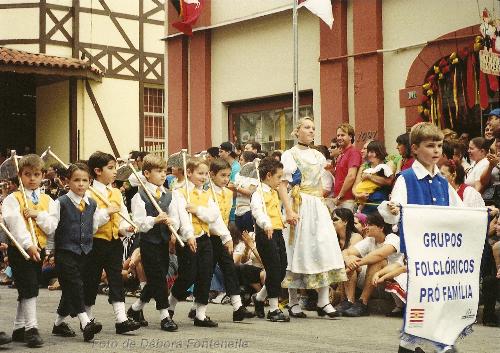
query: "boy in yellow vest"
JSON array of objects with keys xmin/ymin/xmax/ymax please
[
  {"xmin": 205, "ymin": 158, "xmax": 254, "ymax": 321},
  {"xmin": 250, "ymin": 157, "xmax": 289, "ymax": 322},
  {"xmin": 168, "ymin": 157, "xmax": 219, "ymax": 327},
  {"xmin": 1, "ymin": 154, "xmax": 55, "ymax": 347},
  {"xmin": 83, "ymin": 151, "xmax": 140, "ymax": 334}
]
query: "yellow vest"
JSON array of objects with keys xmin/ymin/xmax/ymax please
[
  {"xmin": 210, "ymin": 187, "xmax": 233, "ymax": 226},
  {"xmin": 179, "ymin": 188, "xmax": 210, "ymax": 235},
  {"xmin": 13, "ymin": 191, "xmax": 50, "ymax": 248},
  {"xmin": 263, "ymin": 189, "xmax": 284, "ymax": 230},
  {"xmin": 90, "ymin": 187, "xmax": 122, "ymax": 241}
]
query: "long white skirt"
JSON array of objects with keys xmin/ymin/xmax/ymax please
[{"xmin": 282, "ymin": 193, "xmax": 347, "ymax": 289}]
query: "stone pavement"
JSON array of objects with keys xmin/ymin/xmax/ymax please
[{"xmin": 0, "ymin": 288, "xmax": 498, "ymax": 353}]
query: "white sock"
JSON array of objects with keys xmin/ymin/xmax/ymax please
[
  {"xmin": 22, "ymin": 297, "xmax": 37, "ymax": 329},
  {"xmin": 132, "ymin": 299, "xmax": 146, "ymax": 311},
  {"xmin": 255, "ymin": 286, "xmax": 267, "ymax": 302},
  {"xmin": 112, "ymin": 302, "xmax": 128, "ymax": 323},
  {"xmin": 195, "ymin": 303, "xmax": 207, "ymax": 320},
  {"xmin": 54, "ymin": 315, "xmax": 66, "ymax": 326},
  {"xmin": 159, "ymin": 309, "xmax": 170, "ymax": 320},
  {"xmin": 269, "ymin": 298, "xmax": 279, "ymax": 312},
  {"xmin": 168, "ymin": 294, "xmax": 178, "ymax": 312},
  {"xmin": 139, "ymin": 282, "xmax": 146, "ymax": 290},
  {"xmin": 317, "ymin": 287, "xmax": 335, "ymax": 313},
  {"xmin": 288, "ymin": 288, "xmax": 302, "ymax": 313},
  {"xmin": 85, "ymin": 305, "xmax": 94, "ymax": 320},
  {"xmin": 13, "ymin": 301, "xmax": 25, "ymax": 330},
  {"xmin": 77, "ymin": 312, "xmax": 90, "ymax": 328},
  {"xmin": 230, "ymin": 295, "xmax": 242, "ymax": 311}
]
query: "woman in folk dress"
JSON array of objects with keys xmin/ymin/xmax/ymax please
[{"xmin": 278, "ymin": 117, "xmax": 347, "ymax": 318}]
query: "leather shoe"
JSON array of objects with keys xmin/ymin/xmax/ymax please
[
  {"xmin": 267, "ymin": 309, "xmax": 290, "ymax": 322},
  {"xmin": 115, "ymin": 319, "xmax": 140, "ymax": 334},
  {"xmin": 52, "ymin": 322, "xmax": 76, "ymax": 337},
  {"xmin": 316, "ymin": 304, "xmax": 340, "ymax": 318},
  {"xmin": 160, "ymin": 317, "xmax": 178, "ymax": 332},
  {"xmin": 79, "ymin": 318, "xmax": 102, "ymax": 334},
  {"xmin": 0, "ymin": 332, "xmax": 12, "ymax": 346},
  {"xmin": 127, "ymin": 307, "xmax": 148, "ymax": 327},
  {"xmin": 11, "ymin": 327, "xmax": 24, "ymax": 342},
  {"xmin": 287, "ymin": 304, "xmax": 307, "ymax": 318},
  {"xmin": 194, "ymin": 317, "xmax": 218, "ymax": 327},
  {"xmin": 24, "ymin": 328, "xmax": 43, "ymax": 348},
  {"xmin": 252, "ymin": 294, "xmax": 265, "ymax": 319},
  {"xmin": 83, "ymin": 321, "xmax": 100, "ymax": 342},
  {"xmin": 233, "ymin": 305, "xmax": 255, "ymax": 321}
]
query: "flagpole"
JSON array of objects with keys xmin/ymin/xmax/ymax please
[{"xmin": 292, "ymin": 0, "xmax": 299, "ymax": 128}]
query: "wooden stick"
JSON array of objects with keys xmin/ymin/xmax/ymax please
[
  {"xmin": 47, "ymin": 149, "xmax": 138, "ymax": 231},
  {"xmin": 0, "ymin": 223, "xmax": 30, "ymax": 260},
  {"xmin": 11, "ymin": 150, "xmax": 39, "ymax": 247},
  {"xmin": 181, "ymin": 149, "xmax": 192, "ymax": 223},
  {"xmin": 241, "ymin": 231, "xmax": 263, "ymax": 265},
  {"xmin": 128, "ymin": 163, "xmax": 185, "ymax": 247}
]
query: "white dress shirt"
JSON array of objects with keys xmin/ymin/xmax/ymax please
[
  {"xmin": 131, "ymin": 180, "xmax": 194, "ymax": 241},
  {"xmin": 250, "ymin": 183, "xmax": 273, "ymax": 231},
  {"xmin": 208, "ymin": 184, "xmax": 232, "ymax": 244}
]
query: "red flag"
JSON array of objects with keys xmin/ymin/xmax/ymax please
[{"xmin": 172, "ymin": 0, "xmax": 205, "ymax": 36}]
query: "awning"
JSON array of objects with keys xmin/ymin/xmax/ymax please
[{"xmin": 0, "ymin": 47, "xmax": 103, "ymax": 82}]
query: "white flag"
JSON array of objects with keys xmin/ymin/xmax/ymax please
[{"xmin": 298, "ymin": 0, "xmax": 334, "ymax": 29}]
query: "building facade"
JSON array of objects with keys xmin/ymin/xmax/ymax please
[
  {"xmin": 165, "ymin": 0, "xmax": 498, "ymax": 154},
  {"xmin": 0, "ymin": 0, "xmax": 165, "ymax": 161}
]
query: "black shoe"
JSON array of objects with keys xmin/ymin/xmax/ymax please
[
  {"xmin": 342, "ymin": 300, "xmax": 369, "ymax": 317},
  {"xmin": 334, "ymin": 299, "xmax": 353, "ymax": 315},
  {"xmin": 0, "ymin": 332, "xmax": 12, "ymax": 346},
  {"xmin": 115, "ymin": 319, "xmax": 141, "ymax": 334},
  {"xmin": 287, "ymin": 304, "xmax": 307, "ymax": 318},
  {"xmin": 267, "ymin": 309, "xmax": 290, "ymax": 322},
  {"xmin": 52, "ymin": 322, "xmax": 76, "ymax": 337},
  {"xmin": 316, "ymin": 304, "xmax": 340, "ymax": 318},
  {"xmin": 233, "ymin": 305, "xmax": 255, "ymax": 322},
  {"xmin": 414, "ymin": 348, "xmax": 426, "ymax": 353},
  {"xmin": 194, "ymin": 317, "xmax": 218, "ymax": 327},
  {"xmin": 83, "ymin": 320, "xmax": 101, "ymax": 342},
  {"xmin": 11, "ymin": 327, "xmax": 24, "ymax": 342},
  {"xmin": 160, "ymin": 317, "xmax": 178, "ymax": 332},
  {"xmin": 252, "ymin": 295, "xmax": 265, "ymax": 319},
  {"xmin": 127, "ymin": 307, "xmax": 148, "ymax": 327},
  {"xmin": 398, "ymin": 346, "xmax": 415, "ymax": 353},
  {"xmin": 80, "ymin": 318, "xmax": 102, "ymax": 334},
  {"xmin": 188, "ymin": 308, "xmax": 196, "ymax": 320},
  {"xmin": 24, "ymin": 328, "xmax": 43, "ymax": 348}
]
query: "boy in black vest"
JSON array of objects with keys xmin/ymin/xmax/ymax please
[
  {"xmin": 48, "ymin": 163, "xmax": 110, "ymax": 342},
  {"xmin": 128, "ymin": 154, "xmax": 193, "ymax": 331}
]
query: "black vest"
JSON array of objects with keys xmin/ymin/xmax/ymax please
[
  {"xmin": 138, "ymin": 188, "xmax": 172, "ymax": 244},
  {"xmin": 55, "ymin": 195, "xmax": 97, "ymax": 255}
]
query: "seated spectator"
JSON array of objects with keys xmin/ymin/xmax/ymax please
[
  {"xmin": 479, "ymin": 136, "xmax": 500, "ymax": 207},
  {"xmin": 41, "ymin": 254, "xmax": 59, "ymax": 290},
  {"xmin": 340, "ymin": 212, "xmax": 403, "ymax": 317},
  {"xmin": 451, "ymin": 139, "xmax": 471, "ymax": 171},
  {"xmin": 271, "ymin": 150, "xmax": 282, "ymax": 161},
  {"xmin": 353, "ymin": 212, "xmax": 367, "ymax": 234},
  {"xmin": 122, "ymin": 247, "xmax": 147, "ymax": 297},
  {"xmin": 353, "ymin": 141, "xmax": 394, "ymax": 214},
  {"xmin": 394, "ymin": 133, "xmax": 414, "ymax": 175},
  {"xmin": 466, "ymin": 137, "xmax": 489, "ymax": 192},
  {"xmin": 331, "ymin": 208, "xmax": 363, "ymax": 312}
]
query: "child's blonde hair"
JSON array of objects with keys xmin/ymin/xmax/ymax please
[
  {"xmin": 186, "ymin": 157, "xmax": 209, "ymax": 172},
  {"xmin": 142, "ymin": 154, "xmax": 167, "ymax": 172},
  {"xmin": 410, "ymin": 122, "xmax": 444, "ymax": 146},
  {"xmin": 291, "ymin": 117, "xmax": 314, "ymax": 138},
  {"xmin": 18, "ymin": 154, "xmax": 44, "ymax": 174}
]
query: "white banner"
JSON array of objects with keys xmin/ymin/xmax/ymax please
[
  {"xmin": 479, "ymin": 49, "xmax": 500, "ymax": 76},
  {"xmin": 400, "ymin": 204, "xmax": 488, "ymax": 346}
]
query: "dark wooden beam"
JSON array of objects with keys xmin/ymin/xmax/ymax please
[
  {"xmin": 84, "ymin": 80, "xmax": 120, "ymax": 158},
  {"xmin": 98, "ymin": 0, "xmax": 136, "ymax": 50},
  {"xmin": 39, "ymin": 0, "xmax": 46, "ymax": 53},
  {"xmin": 69, "ymin": 79, "xmax": 78, "ymax": 161},
  {"xmin": 72, "ymin": 0, "xmax": 80, "ymax": 59},
  {"xmin": 139, "ymin": 0, "xmax": 144, "ymax": 146},
  {"xmin": 0, "ymin": 3, "xmax": 38, "ymax": 9}
]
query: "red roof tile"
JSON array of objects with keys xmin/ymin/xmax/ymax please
[{"xmin": 0, "ymin": 46, "xmax": 102, "ymax": 76}]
